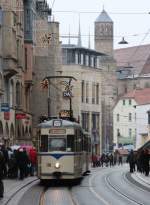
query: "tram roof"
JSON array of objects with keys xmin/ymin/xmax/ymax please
[{"xmin": 38, "ymin": 119, "xmax": 82, "ymax": 129}]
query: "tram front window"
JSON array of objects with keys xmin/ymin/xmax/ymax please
[{"xmin": 48, "ymin": 137, "xmax": 66, "ymax": 151}]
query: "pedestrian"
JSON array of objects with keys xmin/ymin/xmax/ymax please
[
  {"xmin": 109, "ymin": 153, "xmax": 114, "ymax": 167},
  {"xmin": 127, "ymin": 150, "xmax": 136, "ymax": 173},
  {"xmin": 118, "ymin": 155, "xmax": 123, "ymax": 165},
  {"xmin": 143, "ymin": 149, "xmax": 149, "ymax": 176},
  {"xmin": 29, "ymin": 148, "xmax": 37, "ymax": 176},
  {"xmin": 1, "ymin": 145, "xmax": 8, "ymax": 178},
  {"xmin": 0, "ymin": 150, "xmax": 5, "ymax": 198},
  {"xmin": 101, "ymin": 153, "xmax": 105, "ymax": 167}
]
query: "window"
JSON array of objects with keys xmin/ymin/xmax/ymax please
[
  {"xmin": 117, "ymin": 129, "xmax": 120, "ymax": 137},
  {"xmin": 129, "ymin": 129, "xmax": 132, "ymax": 137},
  {"xmin": 48, "ymin": 137, "xmax": 66, "ymax": 151},
  {"xmin": 81, "ymin": 112, "xmax": 89, "ymax": 132},
  {"xmin": 40, "ymin": 135, "xmax": 48, "ymax": 152},
  {"xmin": 96, "ymin": 84, "xmax": 99, "ymax": 104},
  {"xmin": 86, "ymin": 82, "xmax": 89, "ymax": 103},
  {"xmin": 117, "ymin": 114, "xmax": 119, "ymax": 122},
  {"xmin": 129, "ymin": 99, "xmax": 132, "ymax": 105},
  {"xmin": 129, "ymin": 113, "xmax": 132, "ymax": 121},
  {"xmin": 25, "ymin": 48, "xmax": 27, "ymax": 70},
  {"xmin": 67, "ymin": 135, "xmax": 75, "ymax": 152},
  {"xmin": 75, "ymin": 52, "xmax": 78, "ymax": 64},
  {"xmin": 123, "ymin": 99, "xmax": 125, "ymax": 105},
  {"xmin": 16, "ymin": 82, "xmax": 21, "ymax": 106},
  {"xmin": 92, "ymin": 83, "xmax": 95, "ymax": 104},
  {"xmin": 81, "ymin": 80, "xmax": 85, "ymax": 103},
  {"xmin": 86, "ymin": 55, "xmax": 89, "ymax": 66},
  {"xmin": 81, "ymin": 54, "xmax": 84, "ymax": 65}
]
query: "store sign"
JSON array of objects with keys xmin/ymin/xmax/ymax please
[
  {"xmin": 1, "ymin": 103, "xmax": 10, "ymax": 112},
  {"xmin": 4, "ymin": 112, "xmax": 10, "ymax": 120},
  {"xmin": 16, "ymin": 113, "xmax": 26, "ymax": 119}
]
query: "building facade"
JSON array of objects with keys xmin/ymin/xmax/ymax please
[
  {"xmin": 61, "ymin": 44, "xmax": 103, "ymax": 154},
  {"xmin": 113, "ymin": 88, "xmax": 150, "ymax": 150}
]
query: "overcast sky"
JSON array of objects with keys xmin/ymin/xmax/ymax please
[{"xmin": 47, "ymin": 0, "xmax": 150, "ymax": 49}]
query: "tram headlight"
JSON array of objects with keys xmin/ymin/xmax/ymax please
[{"xmin": 55, "ymin": 162, "xmax": 60, "ymax": 169}]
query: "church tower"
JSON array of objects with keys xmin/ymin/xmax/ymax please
[{"xmin": 94, "ymin": 9, "xmax": 113, "ymax": 56}]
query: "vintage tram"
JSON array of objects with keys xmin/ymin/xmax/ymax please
[{"xmin": 37, "ymin": 118, "xmax": 91, "ymax": 182}]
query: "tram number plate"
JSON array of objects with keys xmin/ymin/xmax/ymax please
[{"xmin": 46, "ymin": 163, "xmax": 51, "ymax": 167}]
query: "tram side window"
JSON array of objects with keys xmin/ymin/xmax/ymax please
[
  {"xmin": 67, "ymin": 135, "xmax": 75, "ymax": 152},
  {"xmin": 40, "ymin": 135, "xmax": 48, "ymax": 152},
  {"xmin": 76, "ymin": 130, "xmax": 82, "ymax": 152}
]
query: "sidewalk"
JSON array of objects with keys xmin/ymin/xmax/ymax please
[
  {"xmin": 0, "ymin": 176, "xmax": 38, "ymax": 205},
  {"xmin": 131, "ymin": 172, "xmax": 150, "ymax": 189}
]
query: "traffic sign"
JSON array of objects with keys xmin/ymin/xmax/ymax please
[{"xmin": 1, "ymin": 103, "xmax": 10, "ymax": 112}]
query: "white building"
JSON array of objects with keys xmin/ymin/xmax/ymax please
[
  {"xmin": 113, "ymin": 88, "xmax": 150, "ymax": 150},
  {"xmin": 135, "ymin": 104, "xmax": 150, "ymax": 149}
]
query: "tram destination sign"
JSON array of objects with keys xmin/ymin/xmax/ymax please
[{"xmin": 49, "ymin": 129, "xmax": 66, "ymax": 134}]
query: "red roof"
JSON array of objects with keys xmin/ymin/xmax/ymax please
[
  {"xmin": 123, "ymin": 88, "xmax": 150, "ymax": 105},
  {"xmin": 114, "ymin": 44, "xmax": 150, "ymax": 75}
]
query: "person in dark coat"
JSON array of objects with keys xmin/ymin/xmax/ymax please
[
  {"xmin": 17, "ymin": 149, "xmax": 26, "ymax": 180},
  {"xmin": 109, "ymin": 154, "xmax": 114, "ymax": 167},
  {"xmin": 0, "ymin": 151, "xmax": 5, "ymax": 198},
  {"xmin": 1, "ymin": 145, "xmax": 8, "ymax": 178},
  {"xmin": 127, "ymin": 150, "xmax": 136, "ymax": 173},
  {"xmin": 118, "ymin": 155, "xmax": 123, "ymax": 165},
  {"xmin": 143, "ymin": 149, "xmax": 150, "ymax": 176}
]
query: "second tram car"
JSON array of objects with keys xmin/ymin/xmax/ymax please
[{"xmin": 37, "ymin": 118, "xmax": 91, "ymax": 182}]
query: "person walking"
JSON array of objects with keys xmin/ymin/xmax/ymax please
[
  {"xmin": 29, "ymin": 148, "xmax": 37, "ymax": 176},
  {"xmin": 109, "ymin": 153, "xmax": 114, "ymax": 167},
  {"xmin": 0, "ymin": 150, "xmax": 5, "ymax": 198},
  {"xmin": 127, "ymin": 150, "xmax": 136, "ymax": 173},
  {"xmin": 143, "ymin": 149, "xmax": 150, "ymax": 176},
  {"xmin": 118, "ymin": 155, "xmax": 123, "ymax": 165}
]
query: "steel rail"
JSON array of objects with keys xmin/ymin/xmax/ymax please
[{"xmin": 4, "ymin": 179, "xmax": 39, "ymax": 205}]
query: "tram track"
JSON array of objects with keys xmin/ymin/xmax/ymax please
[
  {"xmin": 105, "ymin": 172, "xmax": 146, "ymax": 205},
  {"xmin": 88, "ymin": 167, "xmax": 149, "ymax": 205},
  {"xmin": 39, "ymin": 186, "xmax": 79, "ymax": 205},
  {"xmin": 3, "ymin": 179, "xmax": 39, "ymax": 205}
]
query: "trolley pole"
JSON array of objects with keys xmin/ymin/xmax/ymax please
[
  {"xmin": 47, "ymin": 78, "xmax": 51, "ymax": 117},
  {"xmin": 42, "ymin": 76, "xmax": 77, "ymax": 119}
]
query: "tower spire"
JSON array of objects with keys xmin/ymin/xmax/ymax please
[{"xmin": 77, "ymin": 17, "xmax": 82, "ymax": 47}]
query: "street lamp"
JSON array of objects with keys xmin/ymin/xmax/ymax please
[
  {"xmin": 42, "ymin": 76, "xmax": 77, "ymax": 119},
  {"xmin": 118, "ymin": 37, "xmax": 128, "ymax": 44}
]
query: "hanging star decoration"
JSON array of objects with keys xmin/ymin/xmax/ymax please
[{"xmin": 40, "ymin": 79, "xmax": 49, "ymax": 89}]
